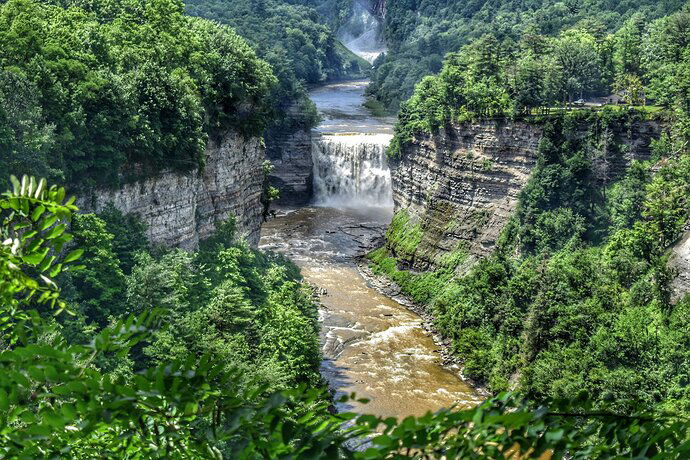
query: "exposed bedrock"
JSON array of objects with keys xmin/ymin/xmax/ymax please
[
  {"xmin": 266, "ymin": 127, "xmax": 314, "ymax": 206},
  {"xmin": 389, "ymin": 119, "xmax": 662, "ymax": 271},
  {"xmin": 80, "ymin": 131, "xmax": 265, "ymax": 249}
]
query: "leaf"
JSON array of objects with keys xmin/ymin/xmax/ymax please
[
  {"xmin": 40, "ymin": 215, "xmax": 58, "ymax": 231},
  {"xmin": 63, "ymin": 249, "xmax": 84, "ymax": 264},
  {"xmin": 23, "ymin": 248, "xmax": 49, "ymax": 265},
  {"xmin": 45, "ymin": 224, "xmax": 66, "ymax": 240},
  {"xmin": 31, "ymin": 205, "xmax": 46, "ymax": 222},
  {"xmin": 10, "ymin": 175, "xmax": 20, "ymax": 194},
  {"xmin": 0, "ymin": 389, "xmax": 8, "ymax": 412}
]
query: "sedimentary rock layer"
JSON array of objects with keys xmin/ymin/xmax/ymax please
[
  {"xmin": 390, "ymin": 119, "xmax": 662, "ymax": 271},
  {"xmin": 80, "ymin": 131, "xmax": 265, "ymax": 249},
  {"xmin": 267, "ymin": 128, "xmax": 313, "ymax": 206}
]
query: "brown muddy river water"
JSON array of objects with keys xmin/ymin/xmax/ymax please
[
  {"xmin": 260, "ymin": 206, "xmax": 479, "ymax": 419},
  {"xmin": 260, "ymin": 80, "xmax": 479, "ymax": 419}
]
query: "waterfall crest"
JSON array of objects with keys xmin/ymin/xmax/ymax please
[{"xmin": 312, "ymin": 133, "xmax": 393, "ymax": 208}]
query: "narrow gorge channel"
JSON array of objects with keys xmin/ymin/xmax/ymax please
[{"xmin": 260, "ymin": 80, "xmax": 479, "ymax": 418}]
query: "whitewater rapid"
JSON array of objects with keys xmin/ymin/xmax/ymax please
[{"xmin": 260, "ymin": 80, "xmax": 479, "ymax": 419}]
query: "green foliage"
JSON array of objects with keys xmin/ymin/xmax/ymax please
[
  {"xmin": 375, "ymin": 112, "xmax": 690, "ymax": 414},
  {"xmin": 5, "ymin": 176, "xmax": 690, "ymax": 456},
  {"xmin": 184, "ymin": 0, "xmax": 369, "ymax": 162},
  {"xmin": 386, "ymin": 7, "xmax": 690, "ymax": 157},
  {"xmin": 63, "ymin": 213, "xmax": 127, "ymax": 327},
  {"xmin": 385, "ymin": 210, "xmax": 424, "ymax": 259},
  {"xmin": 0, "ymin": 175, "xmax": 80, "ymax": 329},
  {"xmin": 138, "ymin": 221, "xmax": 323, "ymax": 392},
  {"xmin": 97, "ymin": 204, "xmax": 149, "ymax": 274},
  {"xmin": 261, "ymin": 160, "xmax": 280, "ymax": 221},
  {"xmin": 0, "ymin": 0, "xmax": 275, "ymax": 188},
  {"xmin": 369, "ymin": 0, "xmax": 685, "ymax": 111}
]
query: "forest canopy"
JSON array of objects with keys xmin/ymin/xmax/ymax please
[
  {"xmin": 185, "ymin": 0, "xmax": 369, "ymax": 157},
  {"xmin": 3, "ymin": 174, "xmax": 690, "ymax": 456},
  {"xmin": 0, "ymin": 0, "xmax": 275, "ymax": 188},
  {"xmin": 371, "ymin": 4, "xmax": 690, "ymax": 420},
  {"xmin": 389, "ymin": 5, "xmax": 690, "ymax": 157},
  {"xmin": 369, "ymin": 0, "xmax": 687, "ymax": 111}
]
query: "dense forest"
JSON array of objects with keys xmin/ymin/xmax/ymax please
[
  {"xmin": 0, "ymin": 0, "xmax": 276, "ymax": 189},
  {"xmin": 3, "ymin": 175, "xmax": 690, "ymax": 460},
  {"xmin": 368, "ymin": 0, "xmax": 687, "ymax": 110},
  {"xmin": 4, "ymin": 0, "xmax": 690, "ymax": 457},
  {"xmin": 371, "ymin": 6, "xmax": 690, "ymax": 415},
  {"xmin": 388, "ymin": 3, "xmax": 690, "ymax": 156},
  {"xmin": 185, "ymin": 0, "xmax": 368, "ymax": 158}
]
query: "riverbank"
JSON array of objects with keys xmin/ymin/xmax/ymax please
[{"xmin": 260, "ymin": 206, "xmax": 480, "ymax": 418}]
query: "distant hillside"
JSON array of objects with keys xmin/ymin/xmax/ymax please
[
  {"xmin": 369, "ymin": 0, "xmax": 687, "ymax": 110},
  {"xmin": 186, "ymin": 0, "xmax": 369, "ymax": 140}
]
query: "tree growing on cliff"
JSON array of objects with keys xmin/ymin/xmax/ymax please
[{"xmin": 261, "ymin": 160, "xmax": 280, "ymax": 221}]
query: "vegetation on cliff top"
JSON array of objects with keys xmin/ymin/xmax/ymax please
[
  {"xmin": 0, "ymin": 0, "xmax": 276, "ymax": 189},
  {"xmin": 372, "ymin": 65, "xmax": 690, "ymax": 420},
  {"xmin": 369, "ymin": 0, "xmax": 686, "ymax": 111},
  {"xmin": 185, "ymin": 0, "xmax": 369, "ymax": 159},
  {"xmin": 389, "ymin": 5, "xmax": 690, "ymax": 157}
]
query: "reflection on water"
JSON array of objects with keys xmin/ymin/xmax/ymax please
[
  {"xmin": 310, "ymin": 80, "xmax": 396, "ymax": 135},
  {"xmin": 260, "ymin": 207, "xmax": 480, "ymax": 418}
]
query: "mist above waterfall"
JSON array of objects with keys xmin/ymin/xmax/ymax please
[
  {"xmin": 312, "ymin": 133, "xmax": 393, "ymax": 208},
  {"xmin": 338, "ymin": 0, "xmax": 386, "ymax": 63}
]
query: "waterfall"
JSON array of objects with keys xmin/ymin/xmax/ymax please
[
  {"xmin": 312, "ymin": 133, "xmax": 394, "ymax": 208},
  {"xmin": 338, "ymin": 0, "xmax": 386, "ymax": 63}
]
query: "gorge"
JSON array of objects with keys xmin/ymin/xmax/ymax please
[
  {"xmin": 261, "ymin": 79, "xmax": 479, "ymax": 418},
  {"xmin": 5, "ymin": 0, "xmax": 690, "ymax": 455}
]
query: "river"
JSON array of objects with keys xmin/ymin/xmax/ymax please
[{"xmin": 259, "ymin": 80, "xmax": 479, "ymax": 419}]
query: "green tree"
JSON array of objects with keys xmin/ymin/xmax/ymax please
[{"xmin": 65, "ymin": 214, "xmax": 127, "ymax": 326}]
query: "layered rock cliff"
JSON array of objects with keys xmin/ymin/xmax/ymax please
[
  {"xmin": 389, "ymin": 118, "xmax": 662, "ymax": 271},
  {"xmin": 80, "ymin": 131, "xmax": 265, "ymax": 249},
  {"xmin": 266, "ymin": 128, "xmax": 313, "ymax": 206}
]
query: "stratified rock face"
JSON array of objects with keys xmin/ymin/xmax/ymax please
[
  {"xmin": 373, "ymin": 0, "xmax": 386, "ymax": 18},
  {"xmin": 391, "ymin": 121, "xmax": 542, "ymax": 270},
  {"xmin": 267, "ymin": 128, "xmax": 313, "ymax": 206},
  {"xmin": 671, "ymin": 228, "xmax": 690, "ymax": 301},
  {"xmin": 80, "ymin": 131, "xmax": 265, "ymax": 249},
  {"xmin": 390, "ymin": 119, "xmax": 662, "ymax": 271}
]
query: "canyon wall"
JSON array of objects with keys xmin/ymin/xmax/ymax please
[
  {"xmin": 80, "ymin": 131, "xmax": 265, "ymax": 249},
  {"xmin": 266, "ymin": 128, "xmax": 313, "ymax": 206},
  {"xmin": 389, "ymin": 118, "xmax": 662, "ymax": 271}
]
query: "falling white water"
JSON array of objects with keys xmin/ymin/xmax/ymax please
[
  {"xmin": 338, "ymin": 0, "xmax": 386, "ymax": 63},
  {"xmin": 312, "ymin": 133, "xmax": 394, "ymax": 208}
]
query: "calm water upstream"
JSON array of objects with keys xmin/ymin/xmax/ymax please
[{"xmin": 260, "ymin": 81, "xmax": 479, "ymax": 419}]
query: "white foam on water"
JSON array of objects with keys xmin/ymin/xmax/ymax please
[
  {"xmin": 312, "ymin": 133, "xmax": 394, "ymax": 209},
  {"xmin": 357, "ymin": 325, "xmax": 418, "ymax": 346}
]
